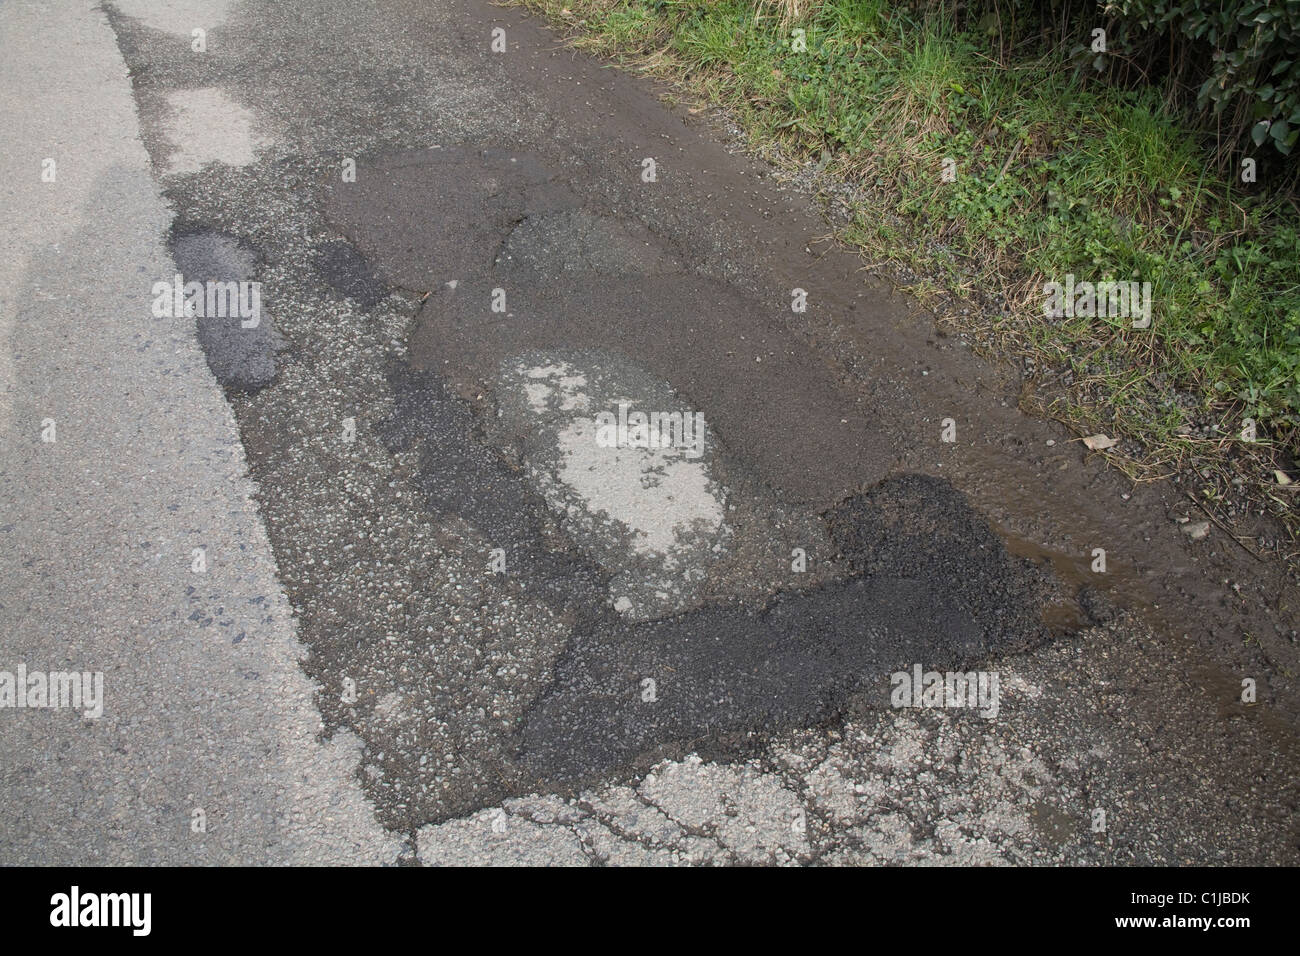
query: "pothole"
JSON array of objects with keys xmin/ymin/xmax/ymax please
[
  {"xmin": 495, "ymin": 208, "xmax": 681, "ymax": 278},
  {"xmin": 496, "ymin": 351, "xmax": 731, "ymax": 621},
  {"xmin": 168, "ymin": 228, "xmax": 283, "ymax": 390}
]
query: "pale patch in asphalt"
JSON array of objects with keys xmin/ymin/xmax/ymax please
[
  {"xmin": 110, "ymin": 0, "xmax": 233, "ymax": 37},
  {"xmin": 500, "ymin": 356, "xmax": 731, "ymax": 620},
  {"xmin": 523, "ymin": 364, "xmax": 588, "ymax": 413},
  {"xmin": 553, "ymin": 415, "xmax": 723, "ymax": 557},
  {"xmin": 162, "ymin": 88, "xmax": 265, "ymax": 175}
]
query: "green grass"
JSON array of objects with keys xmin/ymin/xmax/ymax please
[{"xmin": 516, "ymin": 0, "xmax": 1300, "ymax": 507}]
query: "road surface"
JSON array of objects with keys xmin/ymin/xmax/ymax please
[{"xmin": 1, "ymin": 0, "xmax": 1296, "ymax": 865}]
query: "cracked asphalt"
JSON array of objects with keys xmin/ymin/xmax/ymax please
[{"xmin": 0, "ymin": 0, "xmax": 1296, "ymax": 866}]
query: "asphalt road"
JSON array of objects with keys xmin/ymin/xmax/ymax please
[{"xmin": 1, "ymin": 0, "xmax": 1296, "ymax": 865}]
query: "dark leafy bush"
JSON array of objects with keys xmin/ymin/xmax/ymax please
[
  {"xmin": 906, "ymin": 0, "xmax": 1300, "ymax": 171},
  {"xmin": 1116, "ymin": 0, "xmax": 1300, "ymax": 158}
]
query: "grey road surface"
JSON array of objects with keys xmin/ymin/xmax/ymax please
[
  {"xmin": 1, "ymin": 0, "xmax": 1296, "ymax": 865},
  {"xmin": 0, "ymin": 0, "xmax": 399, "ymax": 864}
]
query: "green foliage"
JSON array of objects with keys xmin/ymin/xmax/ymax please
[{"xmin": 1117, "ymin": 0, "xmax": 1300, "ymax": 157}]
